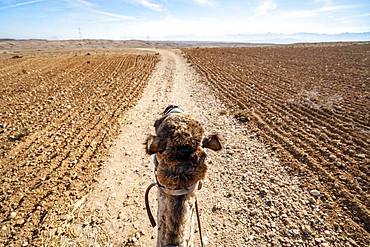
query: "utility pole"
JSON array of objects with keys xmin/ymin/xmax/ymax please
[{"xmin": 78, "ymin": 27, "xmax": 84, "ymax": 50}]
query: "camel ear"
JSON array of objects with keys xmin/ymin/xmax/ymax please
[
  {"xmin": 154, "ymin": 116, "xmax": 166, "ymax": 132},
  {"xmin": 202, "ymin": 134, "xmax": 222, "ymax": 151},
  {"xmin": 145, "ymin": 135, "xmax": 163, "ymax": 154}
]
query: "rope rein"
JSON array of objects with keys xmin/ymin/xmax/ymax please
[
  {"xmin": 195, "ymin": 199, "xmax": 204, "ymax": 247},
  {"xmin": 145, "ymin": 177, "xmax": 204, "ymax": 247},
  {"xmin": 145, "ymin": 182, "xmax": 157, "ymax": 227}
]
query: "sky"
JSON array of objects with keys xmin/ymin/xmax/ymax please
[{"xmin": 0, "ymin": 0, "xmax": 369, "ymax": 40}]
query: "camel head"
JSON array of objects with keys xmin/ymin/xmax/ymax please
[{"xmin": 145, "ymin": 105, "xmax": 222, "ymax": 190}]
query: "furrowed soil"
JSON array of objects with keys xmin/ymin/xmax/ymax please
[
  {"xmin": 57, "ymin": 47, "xmax": 369, "ymax": 247},
  {"xmin": 0, "ymin": 50, "xmax": 159, "ymax": 246},
  {"xmin": 183, "ymin": 44, "xmax": 370, "ymax": 246},
  {"xmin": 0, "ymin": 43, "xmax": 368, "ymax": 247}
]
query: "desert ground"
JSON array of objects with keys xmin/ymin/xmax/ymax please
[{"xmin": 0, "ymin": 40, "xmax": 369, "ymax": 246}]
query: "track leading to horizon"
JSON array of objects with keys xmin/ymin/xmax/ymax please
[
  {"xmin": 1, "ymin": 46, "xmax": 368, "ymax": 247},
  {"xmin": 56, "ymin": 48, "xmax": 367, "ymax": 247}
]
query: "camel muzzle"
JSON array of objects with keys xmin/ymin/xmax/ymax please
[{"xmin": 145, "ymin": 154, "xmax": 204, "ymax": 247}]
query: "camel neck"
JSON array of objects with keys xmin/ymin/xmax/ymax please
[{"xmin": 157, "ymin": 190, "xmax": 197, "ymax": 247}]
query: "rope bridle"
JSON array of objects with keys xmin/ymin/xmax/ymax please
[{"xmin": 145, "ymin": 154, "xmax": 204, "ymax": 247}]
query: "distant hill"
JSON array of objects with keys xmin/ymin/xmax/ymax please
[
  {"xmin": 223, "ymin": 32, "xmax": 370, "ymax": 44},
  {"xmin": 160, "ymin": 32, "xmax": 370, "ymax": 44},
  {"xmin": 2, "ymin": 32, "xmax": 370, "ymax": 45},
  {"xmin": 0, "ymin": 36, "xmax": 368, "ymax": 52},
  {"xmin": 0, "ymin": 39, "xmax": 16, "ymax": 41}
]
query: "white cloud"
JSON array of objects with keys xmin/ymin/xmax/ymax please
[
  {"xmin": 342, "ymin": 12, "xmax": 370, "ymax": 20},
  {"xmin": 254, "ymin": 0, "xmax": 277, "ymax": 17},
  {"xmin": 2, "ymin": 0, "xmax": 368, "ymax": 40},
  {"xmin": 0, "ymin": 0, "xmax": 46, "ymax": 10},
  {"xmin": 91, "ymin": 8, "xmax": 134, "ymax": 20},
  {"xmin": 314, "ymin": 0, "xmax": 334, "ymax": 7},
  {"xmin": 318, "ymin": 5, "xmax": 354, "ymax": 12},
  {"xmin": 73, "ymin": 0, "xmax": 95, "ymax": 7},
  {"xmin": 281, "ymin": 4, "xmax": 358, "ymax": 19},
  {"xmin": 67, "ymin": 0, "xmax": 134, "ymax": 21},
  {"xmin": 118, "ymin": 9, "xmax": 369, "ymax": 41},
  {"xmin": 193, "ymin": 0, "xmax": 214, "ymax": 6},
  {"xmin": 135, "ymin": 0, "xmax": 163, "ymax": 11}
]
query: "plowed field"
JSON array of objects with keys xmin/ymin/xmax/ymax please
[
  {"xmin": 0, "ymin": 52, "xmax": 158, "ymax": 246},
  {"xmin": 183, "ymin": 44, "xmax": 370, "ymax": 245}
]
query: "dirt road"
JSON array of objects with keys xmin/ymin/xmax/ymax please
[{"xmin": 57, "ymin": 49, "xmax": 359, "ymax": 246}]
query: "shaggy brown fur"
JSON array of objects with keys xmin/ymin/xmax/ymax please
[
  {"xmin": 145, "ymin": 106, "xmax": 222, "ymax": 247},
  {"xmin": 155, "ymin": 114, "xmax": 204, "ymax": 150},
  {"xmin": 147, "ymin": 113, "xmax": 210, "ymax": 189},
  {"xmin": 156, "ymin": 145, "xmax": 207, "ymax": 189}
]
